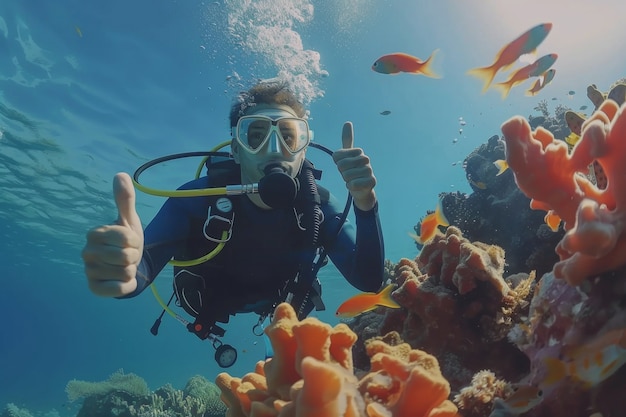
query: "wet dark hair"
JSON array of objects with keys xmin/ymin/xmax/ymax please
[{"xmin": 229, "ymin": 81, "xmax": 306, "ymax": 128}]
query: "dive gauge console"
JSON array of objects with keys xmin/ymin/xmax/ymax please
[{"xmin": 215, "ymin": 344, "xmax": 238, "ymax": 368}]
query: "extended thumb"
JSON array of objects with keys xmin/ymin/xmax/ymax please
[
  {"xmin": 342, "ymin": 122, "xmax": 354, "ymax": 149},
  {"xmin": 113, "ymin": 172, "xmax": 139, "ymax": 229}
]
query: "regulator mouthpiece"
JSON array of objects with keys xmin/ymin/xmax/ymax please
[{"xmin": 258, "ymin": 164, "xmax": 298, "ymax": 208}]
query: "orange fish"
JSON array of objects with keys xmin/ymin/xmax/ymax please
[
  {"xmin": 493, "ymin": 384, "xmax": 544, "ymax": 415},
  {"xmin": 467, "ymin": 22, "xmax": 553, "ymax": 93},
  {"xmin": 335, "ymin": 283, "xmax": 400, "ymax": 318},
  {"xmin": 544, "ymin": 210, "xmax": 561, "ymax": 232},
  {"xmin": 526, "ymin": 68, "xmax": 556, "ymax": 96},
  {"xmin": 494, "ymin": 53, "xmax": 558, "ymax": 99},
  {"xmin": 542, "ymin": 329, "xmax": 626, "ymax": 388},
  {"xmin": 410, "ymin": 196, "xmax": 449, "ymax": 245},
  {"xmin": 372, "ymin": 49, "xmax": 441, "ymax": 78}
]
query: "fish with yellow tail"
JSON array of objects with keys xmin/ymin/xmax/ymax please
[
  {"xmin": 564, "ymin": 131, "xmax": 580, "ymax": 151},
  {"xmin": 541, "ymin": 329, "xmax": 626, "ymax": 388},
  {"xmin": 494, "ymin": 53, "xmax": 558, "ymax": 99},
  {"xmin": 409, "ymin": 196, "xmax": 449, "ymax": 245},
  {"xmin": 467, "ymin": 22, "xmax": 553, "ymax": 93},
  {"xmin": 335, "ymin": 283, "xmax": 401, "ymax": 318},
  {"xmin": 526, "ymin": 68, "xmax": 556, "ymax": 96},
  {"xmin": 493, "ymin": 159, "xmax": 509, "ymax": 176},
  {"xmin": 372, "ymin": 49, "xmax": 442, "ymax": 78}
]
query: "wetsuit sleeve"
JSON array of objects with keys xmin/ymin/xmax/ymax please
[
  {"xmin": 324, "ymin": 195, "xmax": 385, "ymax": 293},
  {"xmin": 119, "ymin": 193, "xmax": 196, "ymax": 298}
]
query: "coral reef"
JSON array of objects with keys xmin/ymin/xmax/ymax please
[
  {"xmin": 354, "ymin": 227, "xmax": 534, "ymax": 391},
  {"xmin": 527, "ymin": 100, "xmax": 570, "ymax": 139},
  {"xmin": 67, "ymin": 371, "xmax": 225, "ymax": 417},
  {"xmin": 435, "ymin": 135, "xmax": 561, "ymax": 278},
  {"xmin": 66, "ymin": 369, "xmax": 151, "ymax": 402},
  {"xmin": 452, "ymin": 370, "xmax": 510, "ymax": 417},
  {"xmin": 351, "ymin": 81, "xmax": 626, "ymax": 417},
  {"xmin": 505, "ymin": 269, "xmax": 626, "ymax": 416},
  {"xmin": 216, "ymin": 302, "xmax": 459, "ymax": 417},
  {"xmin": 1, "ymin": 404, "xmax": 34, "ymax": 417},
  {"xmin": 479, "ymin": 94, "xmax": 626, "ymax": 416},
  {"xmin": 501, "ymin": 100, "xmax": 626, "ymax": 286}
]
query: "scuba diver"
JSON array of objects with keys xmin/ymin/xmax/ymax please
[{"xmin": 81, "ymin": 80, "xmax": 385, "ymax": 366}]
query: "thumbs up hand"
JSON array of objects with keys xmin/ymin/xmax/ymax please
[
  {"xmin": 82, "ymin": 173, "xmax": 145, "ymax": 297},
  {"xmin": 332, "ymin": 122, "xmax": 377, "ymax": 211}
]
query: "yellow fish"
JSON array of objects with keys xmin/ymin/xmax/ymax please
[
  {"xmin": 75, "ymin": 26, "xmax": 83, "ymax": 38},
  {"xmin": 493, "ymin": 159, "xmax": 509, "ymax": 176},
  {"xmin": 564, "ymin": 132, "xmax": 580, "ymax": 148},
  {"xmin": 335, "ymin": 283, "xmax": 400, "ymax": 318},
  {"xmin": 469, "ymin": 178, "xmax": 487, "ymax": 190}
]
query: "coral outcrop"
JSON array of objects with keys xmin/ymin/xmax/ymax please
[
  {"xmin": 1, "ymin": 404, "xmax": 34, "ymax": 417},
  {"xmin": 452, "ymin": 370, "xmax": 510, "ymax": 417},
  {"xmin": 527, "ymin": 100, "xmax": 569, "ymax": 139},
  {"xmin": 493, "ymin": 96, "xmax": 626, "ymax": 416},
  {"xmin": 67, "ymin": 371, "xmax": 225, "ymax": 417},
  {"xmin": 505, "ymin": 269, "xmax": 626, "ymax": 416},
  {"xmin": 437, "ymin": 135, "xmax": 561, "ymax": 278},
  {"xmin": 216, "ymin": 302, "xmax": 459, "ymax": 417},
  {"xmin": 66, "ymin": 369, "xmax": 151, "ymax": 402},
  {"xmin": 355, "ymin": 227, "xmax": 533, "ymax": 391},
  {"xmin": 501, "ymin": 100, "xmax": 626, "ymax": 286}
]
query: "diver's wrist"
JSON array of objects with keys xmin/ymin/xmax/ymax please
[{"xmin": 353, "ymin": 191, "xmax": 377, "ymax": 212}]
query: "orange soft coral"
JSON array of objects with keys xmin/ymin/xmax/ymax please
[
  {"xmin": 216, "ymin": 303, "xmax": 459, "ymax": 417},
  {"xmin": 501, "ymin": 100, "xmax": 626, "ymax": 285},
  {"xmin": 362, "ymin": 338, "xmax": 459, "ymax": 417}
]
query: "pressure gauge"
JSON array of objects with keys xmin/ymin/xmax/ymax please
[{"xmin": 215, "ymin": 344, "xmax": 237, "ymax": 368}]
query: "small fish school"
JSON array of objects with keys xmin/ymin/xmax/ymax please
[{"xmin": 466, "ymin": 23, "xmax": 556, "ymax": 97}]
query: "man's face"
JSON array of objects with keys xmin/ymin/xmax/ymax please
[{"xmin": 232, "ymin": 105, "xmax": 308, "ymax": 184}]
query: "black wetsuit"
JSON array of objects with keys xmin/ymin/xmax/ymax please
[{"xmin": 124, "ymin": 170, "xmax": 385, "ymax": 324}]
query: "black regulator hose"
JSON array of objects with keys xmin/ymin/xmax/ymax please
[
  {"xmin": 298, "ymin": 159, "xmax": 322, "ymax": 254},
  {"xmin": 291, "ymin": 159, "xmax": 323, "ymax": 318}
]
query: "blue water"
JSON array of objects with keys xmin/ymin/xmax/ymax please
[{"xmin": 1, "ymin": 0, "xmax": 624, "ymax": 414}]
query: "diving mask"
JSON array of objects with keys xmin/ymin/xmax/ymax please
[{"xmin": 232, "ymin": 115, "xmax": 312, "ymax": 154}]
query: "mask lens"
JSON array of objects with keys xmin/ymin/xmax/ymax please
[
  {"xmin": 236, "ymin": 116, "xmax": 310, "ymax": 154},
  {"xmin": 276, "ymin": 118, "xmax": 309, "ymax": 153},
  {"xmin": 239, "ymin": 118, "xmax": 272, "ymax": 151}
]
